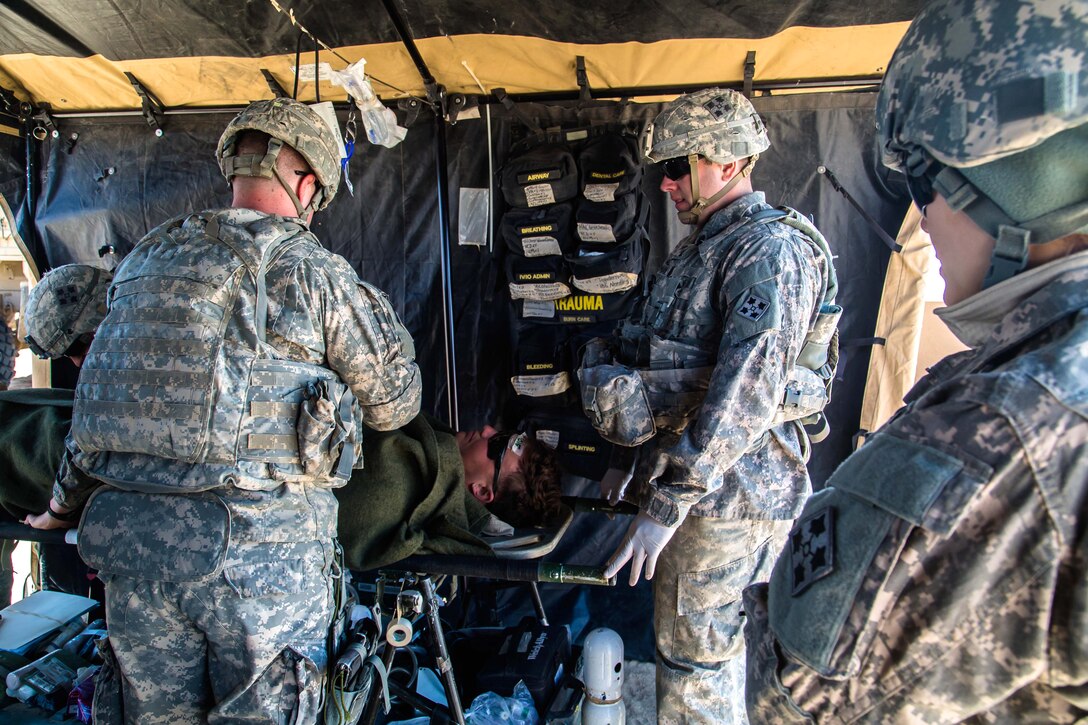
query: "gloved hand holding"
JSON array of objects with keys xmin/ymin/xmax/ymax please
[
  {"xmin": 599, "ymin": 464, "xmax": 634, "ymax": 506},
  {"xmin": 604, "ymin": 512, "xmax": 679, "ymax": 586}
]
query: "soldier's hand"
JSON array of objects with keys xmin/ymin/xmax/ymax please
[
  {"xmin": 23, "ymin": 510, "xmax": 73, "ymax": 530},
  {"xmin": 24, "ymin": 500, "xmax": 80, "ymax": 530},
  {"xmin": 604, "ymin": 512, "xmax": 678, "ymax": 586},
  {"xmin": 599, "ymin": 466, "xmax": 634, "ymax": 506}
]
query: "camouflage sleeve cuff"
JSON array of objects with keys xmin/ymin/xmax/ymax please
[
  {"xmin": 642, "ymin": 487, "xmax": 689, "ymax": 528},
  {"xmin": 742, "ymin": 583, "xmax": 815, "ymax": 724},
  {"xmin": 52, "ymin": 477, "xmax": 96, "ymax": 511},
  {"xmin": 358, "ymin": 366, "xmax": 422, "ymax": 431},
  {"xmin": 52, "ymin": 436, "xmax": 100, "ymax": 510}
]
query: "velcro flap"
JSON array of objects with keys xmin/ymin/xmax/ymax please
[
  {"xmin": 78, "ymin": 489, "xmax": 230, "ymax": 582},
  {"xmin": 830, "ymin": 434, "xmax": 988, "ymax": 535}
]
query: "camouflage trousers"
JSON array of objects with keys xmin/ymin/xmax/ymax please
[
  {"xmin": 94, "ymin": 539, "xmax": 336, "ymax": 725},
  {"xmin": 654, "ymin": 516, "xmax": 792, "ymax": 725}
]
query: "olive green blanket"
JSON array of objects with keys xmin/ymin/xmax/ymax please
[{"xmin": 0, "ymin": 390, "xmax": 492, "ymax": 570}]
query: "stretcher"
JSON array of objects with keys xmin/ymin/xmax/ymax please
[{"xmin": 0, "ymin": 496, "xmax": 638, "ymax": 724}]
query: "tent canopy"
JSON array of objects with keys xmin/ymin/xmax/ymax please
[{"xmin": 1, "ymin": 0, "xmax": 921, "ymax": 112}]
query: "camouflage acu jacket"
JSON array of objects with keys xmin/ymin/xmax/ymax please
[
  {"xmin": 55, "ymin": 208, "xmax": 422, "ymax": 544},
  {"xmin": 744, "ymin": 253, "xmax": 1088, "ymax": 723},
  {"xmin": 626, "ymin": 192, "xmax": 828, "ymax": 525}
]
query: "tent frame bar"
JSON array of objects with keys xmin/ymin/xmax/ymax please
[{"xmin": 43, "ymin": 75, "xmax": 883, "ymax": 120}]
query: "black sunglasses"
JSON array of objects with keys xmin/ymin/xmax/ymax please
[
  {"xmin": 660, "ymin": 156, "xmax": 693, "ymax": 181},
  {"xmin": 486, "ymin": 433, "xmax": 512, "ymax": 490}
]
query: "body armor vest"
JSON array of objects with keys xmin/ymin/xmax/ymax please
[
  {"xmin": 581, "ymin": 206, "xmax": 840, "ymax": 445},
  {"xmin": 72, "ymin": 210, "xmax": 362, "ymax": 493}
]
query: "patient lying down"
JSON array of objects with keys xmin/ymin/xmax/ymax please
[{"xmin": 1, "ymin": 389, "xmax": 563, "ymax": 571}]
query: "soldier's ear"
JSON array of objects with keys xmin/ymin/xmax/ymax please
[
  {"xmin": 720, "ymin": 160, "xmax": 741, "ymax": 181},
  {"xmin": 469, "ymin": 481, "xmax": 495, "ymax": 504},
  {"xmin": 296, "ymin": 172, "xmax": 318, "ymax": 208}
]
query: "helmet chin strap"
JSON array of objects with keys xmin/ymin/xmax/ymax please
[
  {"xmin": 678, "ymin": 153, "xmax": 759, "ymax": 225},
  {"xmin": 226, "ymin": 137, "xmax": 321, "ymax": 219}
]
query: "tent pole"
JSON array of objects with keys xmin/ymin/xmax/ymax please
[
  {"xmin": 380, "ymin": 0, "xmax": 460, "ymax": 429},
  {"xmin": 379, "ymin": 0, "xmax": 438, "ymax": 95},
  {"xmin": 431, "ymin": 107, "xmax": 460, "ymax": 430}
]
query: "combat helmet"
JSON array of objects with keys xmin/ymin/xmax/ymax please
[
  {"xmin": 877, "ymin": 0, "xmax": 1088, "ymax": 289},
  {"xmin": 217, "ymin": 98, "xmax": 342, "ymax": 217},
  {"xmin": 23, "ymin": 264, "xmax": 112, "ymax": 359},
  {"xmin": 646, "ymin": 88, "xmax": 770, "ymax": 224}
]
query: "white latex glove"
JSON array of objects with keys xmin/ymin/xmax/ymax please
[
  {"xmin": 599, "ymin": 465, "xmax": 634, "ymax": 506},
  {"xmin": 604, "ymin": 512, "xmax": 679, "ymax": 586}
]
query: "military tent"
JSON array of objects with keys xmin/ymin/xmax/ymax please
[{"xmin": 0, "ymin": 0, "xmax": 948, "ymax": 661}]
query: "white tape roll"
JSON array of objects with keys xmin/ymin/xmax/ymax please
[{"xmin": 386, "ymin": 618, "xmax": 413, "ymax": 647}]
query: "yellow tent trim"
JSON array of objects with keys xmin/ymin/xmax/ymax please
[
  {"xmin": 856, "ymin": 205, "xmax": 932, "ymax": 447},
  {"xmin": 0, "ymin": 23, "xmax": 910, "ymax": 112}
]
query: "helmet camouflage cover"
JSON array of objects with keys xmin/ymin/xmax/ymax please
[
  {"xmin": 217, "ymin": 98, "xmax": 342, "ymax": 211},
  {"xmin": 24, "ymin": 264, "xmax": 113, "ymax": 359},
  {"xmin": 647, "ymin": 87, "xmax": 771, "ymax": 164},
  {"xmin": 877, "ymin": 0, "xmax": 1087, "ymax": 173}
]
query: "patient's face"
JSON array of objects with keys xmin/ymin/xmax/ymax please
[{"xmin": 457, "ymin": 426, "xmax": 522, "ymax": 504}]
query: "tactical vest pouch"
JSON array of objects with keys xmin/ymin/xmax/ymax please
[
  {"xmin": 295, "ymin": 379, "xmax": 360, "ymax": 481},
  {"xmin": 575, "ymin": 195, "xmax": 639, "ymax": 245},
  {"xmin": 788, "ymin": 303, "xmax": 841, "ymax": 440},
  {"xmin": 500, "ymin": 144, "xmax": 578, "ymax": 208},
  {"xmin": 578, "ymin": 133, "xmax": 642, "ymax": 202},
  {"xmin": 241, "ymin": 360, "xmax": 362, "ymax": 484},
  {"xmin": 501, "ymin": 203, "xmax": 575, "ymax": 257},
  {"xmin": 639, "ymin": 365, "xmax": 715, "ymax": 435},
  {"xmin": 78, "ymin": 488, "xmax": 230, "ymax": 582},
  {"xmin": 577, "ymin": 363, "xmax": 656, "ymax": 447},
  {"xmin": 797, "ymin": 304, "xmax": 842, "ymax": 374},
  {"xmin": 777, "ymin": 367, "xmax": 829, "ymax": 425},
  {"xmin": 567, "ymin": 233, "xmax": 644, "ymax": 294},
  {"xmin": 506, "ymin": 254, "xmax": 572, "ymax": 301}
]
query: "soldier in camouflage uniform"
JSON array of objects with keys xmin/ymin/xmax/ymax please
[
  {"xmin": 23, "ymin": 263, "xmax": 113, "ymax": 367},
  {"xmin": 579, "ymin": 88, "xmax": 838, "ymax": 724},
  {"xmin": 744, "ymin": 0, "xmax": 1088, "ymax": 721},
  {"xmin": 26, "ymin": 98, "xmax": 422, "ymax": 724}
]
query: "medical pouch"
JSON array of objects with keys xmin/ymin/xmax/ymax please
[
  {"xmin": 768, "ymin": 434, "xmax": 989, "ymax": 678},
  {"xmin": 521, "ymin": 411, "xmax": 613, "ymax": 481},
  {"xmin": 506, "ymin": 253, "xmax": 572, "ymax": 301},
  {"xmin": 500, "ymin": 143, "xmax": 578, "ymax": 208},
  {"xmin": 501, "ymin": 203, "xmax": 575, "ymax": 257},
  {"xmin": 511, "ymin": 325, "xmax": 575, "ymax": 406},
  {"xmin": 78, "ymin": 488, "xmax": 230, "ymax": 582},
  {"xmin": 575, "ymin": 194, "xmax": 640, "ymax": 245},
  {"xmin": 567, "ymin": 232, "xmax": 645, "ymax": 295},
  {"xmin": 578, "ymin": 133, "xmax": 643, "ymax": 201},
  {"xmin": 577, "ymin": 363, "xmax": 656, "ymax": 446},
  {"xmin": 517, "ymin": 286, "xmax": 640, "ymax": 325}
]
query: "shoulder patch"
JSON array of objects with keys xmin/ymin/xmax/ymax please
[
  {"xmin": 737, "ymin": 293, "xmax": 770, "ymax": 321},
  {"xmin": 789, "ymin": 505, "xmax": 835, "ymax": 596}
]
